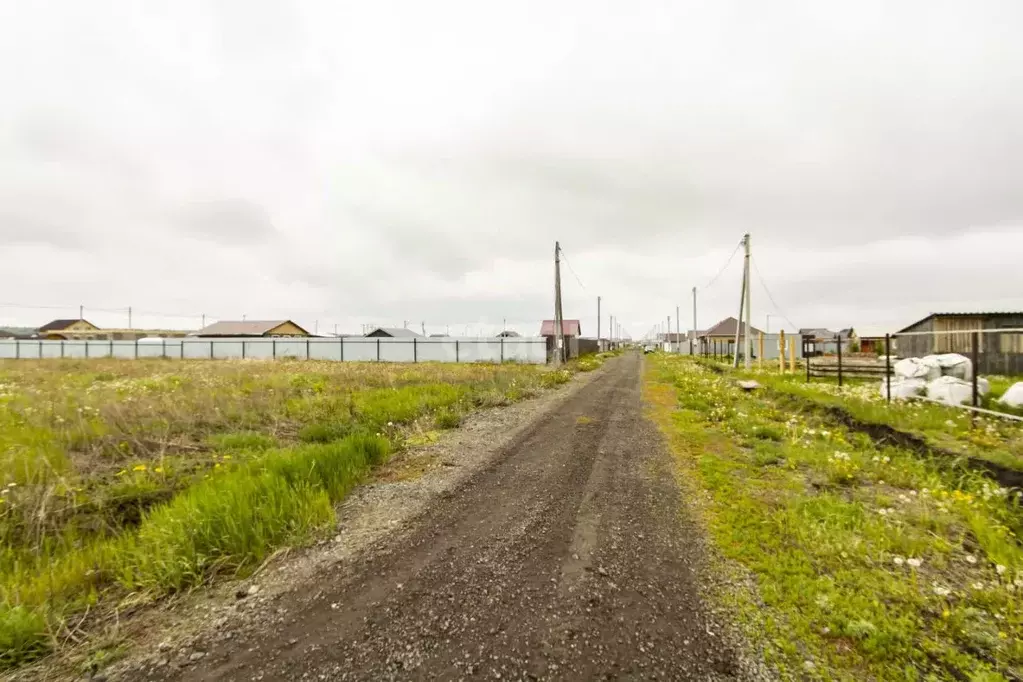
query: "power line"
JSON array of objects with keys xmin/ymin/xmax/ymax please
[
  {"xmin": 697, "ymin": 240, "xmax": 744, "ymax": 291},
  {"xmin": 558, "ymin": 247, "xmax": 588, "ymax": 291},
  {"xmin": 750, "ymin": 256, "xmax": 798, "ymax": 331}
]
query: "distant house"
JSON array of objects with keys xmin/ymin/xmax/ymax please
[
  {"xmin": 800, "ymin": 327, "xmax": 855, "ymax": 357},
  {"xmin": 497, "ymin": 330, "xmax": 520, "ymax": 338},
  {"xmin": 895, "ymin": 312, "xmax": 1023, "ymax": 374},
  {"xmin": 540, "ymin": 319, "xmax": 582, "ymax": 360},
  {"xmin": 195, "ymin": 320, "xmax": 310, "ymax": 337},
  {"xmin": 37, "ymin": 318, "xmax": 99, "ymax": 340},
  {"xmin": 698, "ymin": 317, "xmax": 765, "ymax": 357},
  {"xmin": 364, "ymin": 327, "xmax": 423, "ymax": 338}
]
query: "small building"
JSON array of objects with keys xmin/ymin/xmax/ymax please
[
  {"xmin": 37, "ymin": 318, "xmax": 100, "ymax": 340},
  {"xmin": 497, "ymin": 330, "xmax": 520, "ymax": 338},
  {"xmin": 698, "ymin": 317, "xmax": 764, "ymax": 357},
  {"xmin": 800, "ymin": 327, "xmax": 855, "ymax": 357},
  {"xmin": 895, "ymin": 312, "xmax": 1023, "ymax": 374},
  {"xmin": 364, "ymin": 327, "xmax": 423, "ymax": 338},
  {"xmin": 540, "ymin": 319, "xmax": 582, "ymax": 360},
  {"xmin": 195, "ymin": 320, "xmax": 310, "ymax": 338}
]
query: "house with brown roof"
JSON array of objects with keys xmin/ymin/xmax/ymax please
[
  {"xmin": 697, "ymin": 317, "xmax": 764, "ymax": 356},
  {"xmin": 195, "ymin": 320, "xmax": 310, "ymax": 337},
  {"xmin": 37, "ymin": 318, "xmax": 100, "ymax": 339},
  {"xmin": 540, "ymin": 319, "xmax": 582, "ymax": 360}
]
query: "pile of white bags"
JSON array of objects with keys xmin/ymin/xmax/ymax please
[
  {"xmin": 884, "ymin": 353, "xmax": 980, "ymax": 403},
  {"xmin": 999, "ymin": 382, "xmax": 1023, "ymax": 408}
]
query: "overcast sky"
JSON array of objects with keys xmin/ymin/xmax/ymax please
[{"xmin": 2, "ymin": 1, "xmax": 1021, "ymax": 338}]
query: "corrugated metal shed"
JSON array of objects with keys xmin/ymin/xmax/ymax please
[
  {"xmin": 540, "ymin": 320, "xmax": 581, "ymax": 336},
  {"xmin": 364, "ymin": 327, "xmax": 423, "ymax": 338},
  {"xmin": 196, "ymin": 320, "xmax": 310, "ymax": 337}
]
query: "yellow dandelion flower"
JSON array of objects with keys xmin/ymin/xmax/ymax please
[
  {"xmin": 116, "ymin": 470, "xmax": 127, "ymax": 476},
  {"xmin": 222, "ymin": 455, "xmax": 232, "ymax": 460},
  {"xmin": 133, "ymin": 464, "xmax": 147, "ymax": 472},
  {"xmin": 154, "ymin": 466, "xmax": 164, "ymax": 473},
  {"xmin": 214, "ymin": 463, "xmax": 221, "ymax": 469}
]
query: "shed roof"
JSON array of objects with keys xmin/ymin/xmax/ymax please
[
  {"xmin": 195, "ymin": 320, "xmax": 308, "ymax": 336},
  {"xmin": 701, "ymin": 316, "xmax": 764, "ymax": 338},
  {"xmin": 897, "ymin": 312, "xmax": 1023, "ymax": 333},
  {"xmin": 38, "ymin": 319, "xmax": 97, "ymax": 332},
  {"xmin": 540, "ymin": 319, "xmax": 581, "ymax": 336}
]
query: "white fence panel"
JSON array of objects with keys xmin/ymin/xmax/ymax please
[{"xmin": 0, "ymin": 337, "xmax": 550, "ymax": 364}]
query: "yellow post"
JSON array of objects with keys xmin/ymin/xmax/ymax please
[
  {"xmin": 779, "ymin": 330, "xmax": 786, "ymax": 372},
  {"xmin": 758, "ymin": 333, "xmax": 764, "ymax": 368},
  {"xmin": 789, "ymin": 336, "xmax": 796, "ymax": 372}
]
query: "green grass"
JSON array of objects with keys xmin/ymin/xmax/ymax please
[
  {"xmin": 646, "ymin": 356, "xmax": 1023, "ymax": 681},
  {"xmin": 0, "ymin": 358, "xmax": 580, "ymax": 669}
]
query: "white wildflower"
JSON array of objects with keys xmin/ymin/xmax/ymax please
[
  {"xmin": 932, "ymin": 585, "xmax": 951, "ymax": 597},
  {"xmin": 996, "ymin": 565, "xmax": 1007, "ymax": 575},
  {"xmin": 907, "ymin": 558, "xmax": 922, "ymax": 568},
  {"xmin": 972, "ymin": 582, "xmax": 984, "ymax": 590},
  {"xmin": 893, "ymin": 556, "xmax": 905, "ymax": 566},
  {"xmin": 965, "ymin": 555, "xmax": 977, "ymax": 565}
]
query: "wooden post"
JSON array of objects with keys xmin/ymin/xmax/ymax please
[
  {"xmin": 789, "ymin": 336, "xmax": 796, "ymax": 373},
  {"xmin": 779, "ymin": 330, "xmax": 785, "ymax": 372},
  {"xmin": 758, "ymin": 333, "xmax": 764, "ymax": 367}
]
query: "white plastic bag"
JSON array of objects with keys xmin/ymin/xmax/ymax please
[
  {"xmin": 894, "ymin": 357, "xmax": 941, "ymax": 382},
  {"xmin": 881, "ymin": 377, "xmax": 926, "ymax": 400},
  {"xmin": 929, "ymin": 353, "xmax": 973, "ymax": 381},
  {"xmin": 998, "ymin": 382, "xmax": 1023, "ymax": 408},
  {"xmin": 926, "ymin": 376, "xmax": 977, "ymax": 405}
]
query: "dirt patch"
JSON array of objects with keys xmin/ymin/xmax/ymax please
[{"xmin": 770, "ymin": 391, "xmax": 1023, "ymax": 491}]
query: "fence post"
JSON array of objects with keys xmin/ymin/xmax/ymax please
[
  {"xmin": 971, "ymin": 331, "xmax": 980, "ymax": 407},
  {"xmin": 885, "ymin": 334, "xmax": 892, "ymax": 403},
  {"xmin": 273, "ymin": 339, "xmax": 277, "ymax": 360},
  {"xmin": 806, "ymin": 350, "xmax": 811, "ymax": 382},
  {"xmin": 110, "ymin": 339, "xmax": 114, "ymax": 358},
  {"xmin": 85, "ymin": 340, "xmax": 89, "ymax": 359},
  {"xmin": 836, "ymin": 333, "xmax": 843, "ymax": 387},
  {"xmin": 242, "ymin": 340, "xmax": 246, "ymax": 359},
  {"xmin": 135, "ymin": 338, "xmax": 138, "ymax": 359},
  {"xmin": 306, "ymin": 338, "xmax": 310, "ymax": 360},
  {"xmin": 779, "ymin": 330, "xmax": 785, "ymax": 372},
  {"xmin": 456, "ymin": 339, "xmax": 460, "ymax": 363},
  {"xmin": 413, "ymin": 337, "xmax": 418, "ymax": 363},
  {"xmin": 758, "ymin": 333, "xmax": 764, "ymax": 367},
  {"xmin": 61, "ymin": 340, "xmax": 65, "ymax": 358},
  {"xmin": 789, "ymin": 336, "xmax": 796, "ymax": 373},
  {"xmin": 162, "ymin": 338, "xmax": 166, "ymax": 358},
  {"xmin": 376, "ymin": 338, "xmax": 381, "ymax": 361},
  {"xmin": 500, "ymin": 337, "xmax": 504, "ymax": 363},
  {"xmin": 340, "ymin": 336, "xmax": 344, "ymax": 362},
  {"xmin": 210, "ymin": 340, "xmax": 214, "ymax": 359},
  {"xmin": 39, "ymin": 340, "xmax": 43, "ymax": 358},
  {"xmin": 180, "ymin": 340, "xmax": 184, "ymax": 359}
]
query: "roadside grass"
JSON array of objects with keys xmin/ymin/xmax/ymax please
[
  {"xmin": 0, "ymin": 358, "xmax": 579, "ymax": 669},
  {"xmin": 646, "ymin": 355, "xmax": 1023, "ymax": 681}
]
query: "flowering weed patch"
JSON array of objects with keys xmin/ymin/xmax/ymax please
[
  {"xmin": 0, "ymin": 358, "xmax": 572, "ymax": 668},
  {"xmin": 646, "ymin": 356, "xmax": 1023, "ymax": 681}
]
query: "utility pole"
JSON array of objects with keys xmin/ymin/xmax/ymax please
[
  {"xmin": 335, "ymin": 323, "xmax": 338, "ymax": 336},
  {"xmin": 597, "ymin": 296, "xmax": 601, "ymax": 351},
  {"xmin": 315, "ymin": 320, "xmax": 319, "ymax": 335},
  {"xmin": 691, "ymin": 287, "xmax": 697, "ymax": 355},
  {"xmin": 610, "ymin": 315, "xmax": 615, "ymax": 344},
  {"xmin": 553, "ymin": 241, "xmax": 565, "ymax": 365},
  {"xmin": 79, "ymin": 304, "xmax": 84, "ymax": 320},
  {"xmin": 422, "ymin": 321, "xmax": 426, "ymax": 336},
  {"xmin": 202, "ymin": 313, "xmax": 206, "ymax": 329},
  {"xmin": 732, "ymin": 234, "xmax": 749, "ymax": 368},
  {"xmin": 128, "ymin": 306, "xmax": 132, "ymax": 330},
  {"xmin": 667, "ymin": 315, "xmax": 671, "ymax": 350},
  {"xmin": 743, "ymin": 234, "xmax": 753, "ymax": 369},
  {"xmin": 676, "ymin": 305, "xmax": 680, "ymax": 354}
]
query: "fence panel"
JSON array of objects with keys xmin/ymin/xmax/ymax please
[{"xmin": 0, "ymin": 337, "xmax": 550, "ymax": 365}]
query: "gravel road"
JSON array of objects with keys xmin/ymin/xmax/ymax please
[{"xmin": 149, "ymin": 353, "xmax": 752, "ymax": 681}]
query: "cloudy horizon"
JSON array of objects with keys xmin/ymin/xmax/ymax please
[{"xmin": 2, "ymin": 1, "xmax": 1021, "ymax": 339}]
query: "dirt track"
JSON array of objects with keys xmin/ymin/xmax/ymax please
[{"xmin": 155, "ymin": 353, "xmax": 745, "ymax": 681}]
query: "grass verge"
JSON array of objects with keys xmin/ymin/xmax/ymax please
[
  {"xmin": 646, "ymin": 355, "xmax": 1023, "ymax": 681},
  {"xmin": 0, "ymin": 358, "xmax": 579, "ymax": 669}
]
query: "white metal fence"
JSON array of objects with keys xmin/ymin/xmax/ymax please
[{"xmin": 0, "ymin": 336, "xmax": 549, "ymax": 365}]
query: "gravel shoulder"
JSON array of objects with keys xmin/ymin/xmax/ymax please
[{"xmin": 55, "ymin": 353, "xmax": 764, "ymax": 681}]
